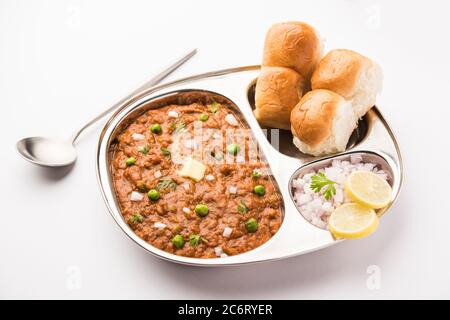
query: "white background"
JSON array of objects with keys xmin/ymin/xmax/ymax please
[{"xmin": 1, "ymin": 0, "xmax": 449, "ymax": 299}]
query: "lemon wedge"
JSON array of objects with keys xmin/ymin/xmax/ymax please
[
  {"xmin": 329, "ymin": 203, "xmax": 379, "ymax": 239},
  {"xmin": 345, "ymin": 171, "xmax": 392, "ymax": 209}
]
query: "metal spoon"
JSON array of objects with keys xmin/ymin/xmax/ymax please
[{"xmin": 16, "ymin": 49, "xmax": 197, "ymax": 167}]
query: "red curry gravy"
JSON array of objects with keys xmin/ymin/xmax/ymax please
[{"xmin": 110, "ymin": 101, "xmax": 283, "ymax": 258}]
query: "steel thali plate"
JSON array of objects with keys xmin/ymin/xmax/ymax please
[{"xmin": 96, "ymin": 65, "xmax": 403, "ymax": 266}]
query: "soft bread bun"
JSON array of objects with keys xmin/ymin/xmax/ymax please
[
  {"xmin": 311, "ymin": 49, "xmax": 382, "ymax": 118},
  {"xmin": 291, "ymin": 89, "xmax": 357, "ymax": 156},
  {"xmin": 262, "ymin": 22, "xmax": 322, "ymax": 80},
  {"xmin": 254, "ymin": 66, "xmax": 304, "ymax": 130}
]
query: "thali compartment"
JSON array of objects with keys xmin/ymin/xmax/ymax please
[
  {"xmin": 289, "ymin": 150, "xmax": 400, "ymax": 229},
  {"xmin": 246, "ymin": 80, "xmax": 370, "ymax": 160}
]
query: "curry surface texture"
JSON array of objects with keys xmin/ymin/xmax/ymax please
[{"xmin": 111, "ymin": 102, "xmax": 283, "ymax": 258}]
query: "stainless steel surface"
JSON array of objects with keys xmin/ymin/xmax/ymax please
[
  {"xmin": 289, "ymin": 151, "xmax": 401, "ymax": 226},
  {"xmin": 96, "ymin": 65, "xmax": 404, "ymax": 266},
  {"xmin": 16, "ymin": 49, "xmax": 197, "ymax": 168}
]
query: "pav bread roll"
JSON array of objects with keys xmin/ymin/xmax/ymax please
[
  {"xmin": 262, "ymin": 22, "xmax": 322, "ymax": 80},
  {"xmin": 254, "ymin": 66, "xmax": 304, "ymax": 130},
  {"xmin": 311, "ymin": 49, "xmax": 382, "ymax": 118},
  {"xmin": 254, "ymin": 21, "xmax": 322, "ymax": 129},
  {"xmin": 290, "ymin": 89, "xmax": 357, "ymax": 156}
]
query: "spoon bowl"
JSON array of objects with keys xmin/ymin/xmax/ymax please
[{"xmin": 16, "ymin": 137, "xmax": 77, "ymax": 167}]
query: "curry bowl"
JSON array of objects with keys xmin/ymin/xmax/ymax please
[{"xmin": 96, "ymin": 66, "xmax": 403, "ymax": 266}]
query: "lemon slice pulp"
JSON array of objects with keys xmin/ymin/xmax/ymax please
[
  {"xmin": 345, "ymin": 171, "xmax": 392, "ymax": 209},
  {"xmin": 329, "ymin": 203, "xmax": 379, "ymax": 239}
]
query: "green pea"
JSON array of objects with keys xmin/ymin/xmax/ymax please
[
  {"xmin": 245, "ymin": 218, "xmax": 258, "ymax": 233},
  {"xmin": 195, "ymin": 204, "xmax": 209, "ymax": 217},
  {"xmin": 147, "ymin": 189, "xmax": 160, "ymax": 201},
  {"xmin": 199, "ymin": 113, "xmax": 209, "ymax": 122},
  {"xmin": 150, "ymin": 123, "xmax": 162, "ymax": 134},
  {"xmin": 227, "ymin": 143, "xmax": 240, "ymax": 155},
  {"xmin": 171, "ymin": 234, "xmax": 185, "ymax": 249},
  {"xmin": 254, "ymin": 185, "xmax": 266, "ymax": 196},
  {"xmin": 125, "ymin": 157, "xmax": 136, "ymax": 166}
]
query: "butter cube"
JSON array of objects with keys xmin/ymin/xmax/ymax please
[{"xmin": 178, "ymin": 158, "xmax": 206, "ymax": 182}]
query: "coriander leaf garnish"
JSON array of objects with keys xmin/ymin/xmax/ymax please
[
  {"xmin": 251, "ymin": 169, "xmax": 262, "ymax": 178},
  {"xmin": 173, "ymin": 120, "xmax": 186, "ymax": 133},
  {"xmin": 310, "ymin": 172, "xmax": 337, "ymax": 200},
  {"xmin": 209, "ymin": 101, "xmax": 220, "ymax": 114},
  {"xmin": 156, "ymin": 178, "xmax": 177, "ymax": 191},
  {"xmin": 237, "ymin": 200, "xmax": 249, "ymax": 213},
  {"xmin": 189, "ymin": 234, "xmax": 207, "ymax": 247},
  {"xmin": 130, "ymin": 213, "xmax": 144, "ymax": 224},
  {"xmin": 137, "ymin": 145, "xmax": 149, "ymax": 155},
  {"xmin": 160, "ymin": 147, "xmax": 171, "ymax": 157}
]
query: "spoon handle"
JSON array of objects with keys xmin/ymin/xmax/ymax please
[{"xmin": 70, "ymin": 49, "xmax": 197, "ymax": 144}]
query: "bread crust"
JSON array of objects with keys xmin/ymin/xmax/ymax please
[
  {"xmin": 311, "ymin": 49, "xmax": 369, "ymax": 98},
  {"xmin": 262, "ymin": 22, "xmax": 322, "ymax": 79},
  {"xmin": 254, "ymin": 66, "xmax": 304, "ymax": 130},
  {"xmin": 290, "ymin": 89, "xmax": 344, "ymax": 147}
]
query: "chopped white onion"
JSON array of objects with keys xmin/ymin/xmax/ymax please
[
  {"xmin": 304, "ymin": 183, "xmax": 314, "ymax": 194},
  {"xmin": 182, "ymin": 207, "xmax": 190, "ymax": 214},
  {"xmin": 130, "ymin": 191, "xmax": 144, "ymax": 201},
  {"xmin": 214, "ymin": 246, "xmax": 223, "ymax": 257},
  {"xmin": 223, "ymin": 227, "xmax": 233, "ymax": 238},
  {"xmin": 220, "ymin": 253, "xmax": 228, "ymax": 258},
  {"xmin": 296, "ymin": 194, "xmax": 312, "ymax": 205},
  {"xmin": 154, "ymin": 170, "xmax": 162, "ymax": 179},
  {"xmin": 332, "ymin": 160, "xmax": 340, "ymax": 168},
  {"xmin": 334, "ymin": 188, "xmax": 344, "ymax": 204},
  {"xmin": 205, "ymin": 174, "xmax": 215, "ymax": 181},
  {"xmin": 132, "ymin": 133, "xmax": 145, "ymax": 141},
  {"xmin": 228, "ymin": 186, "xmax": 237, "ymax": 194},
  {"xmin": 310, "ymin": 198, "xmax": 322, "ymax": 211},
  {"xmin": 350, "ymin": 154, "xmax": 363, "ymax": 164},
  {"xmin": 154, "ymin": 222, "xmax": 166, "ymax": 229},
  {"xmin": 168, "ymin": 110, "xmax": 179, "ymax": 118},
  {"xmin": 225, "ymin": 114, "xmax": 238, "ymax": 126},
  {"xmin": 341, "ymin": 161, "xmax": 350, "ymax": 168},
  {"xmin": 322, "ymin": 202, "xmax": 333, "ymax": 212},
  {"xmin": 183, "ymin": 181, "xmax": 190, "ymax": 190}
]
